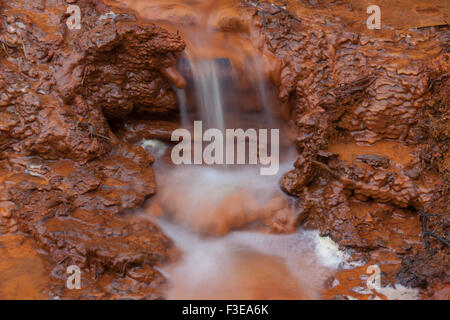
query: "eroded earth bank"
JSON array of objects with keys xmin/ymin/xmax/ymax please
[{"xmin": 0, "ymin": 0, "xmax": 448, "ymax": 299}]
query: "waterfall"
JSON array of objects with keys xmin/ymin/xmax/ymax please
[
  {"xmin": 175, "ymin": 88, "xmax": 190, "ymax": 129},
  {"xmin": 191, "ymin": 59, "xmax": 226, "ymax": 131},
  {"xmin": 134, "ymin": 0, "xmax": 342, "ymax": 301}
]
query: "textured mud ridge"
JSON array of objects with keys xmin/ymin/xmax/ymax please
[
  {"xmin": 111, "ymin": 0, "xmax": 449, "ymax": 298},
  {"xmin": 0, "ymin": 0, "xmax": 185, "ymax": 299},
  {"xmin": 240, "ymin": 0, "xmax": 449, "ymax": 296},
  {"xmin": 0, "ymin": 0, "xmax": 448, "ymax": 299}
]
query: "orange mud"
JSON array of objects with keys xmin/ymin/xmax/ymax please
[
  {"xmin": 328, "ymin": 140, "xmax": 415, "ymax": 166},
  {"xmin": 0, "ymin": 235, "xmax": 49, "ymax": 299}
]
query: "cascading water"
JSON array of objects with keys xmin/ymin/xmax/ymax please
[
  {"xmin": 125, "ymin": 0, "xmax": 352, "ymax": 299},
  {"xmin": 190, "ymin": 59, "xmax": 226, "ymax": 131}
]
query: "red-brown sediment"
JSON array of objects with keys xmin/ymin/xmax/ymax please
[
  {"xmin": 0, "ymin": 0, "xmax": 184, "ymax": 299},
  {"xmin": 242, "ymin": 0, "xmax": 449, "ymax": 295}
]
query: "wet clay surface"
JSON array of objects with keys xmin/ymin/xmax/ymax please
[
  {"xmin": 238, "ymin": 0, "xmax": 449, "ymax": 295},
  {"xmin": 1, "ymin": 0, "xmax": 449, "ymax": 299},
  {"xmin": 0, "ymin": 0, "xmax": 184, "ymax": 299},
  {"xmin": 0, "ymin": 234, "xmax": 49, "ymax": 299}
]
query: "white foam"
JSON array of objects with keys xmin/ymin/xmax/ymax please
[
  {"xmin": 373, "ymin": 284, "xmax": 420, "ymax": 300},
  {"xmin": 156, "ymin": 219, "xmax": 349, "ymax": 299},
  {"xmin": 140, "ymin": 139, "xmax": 169, "ymax": 159},
  {"xmin": 99, "ymin": 11, "xmax": 117, "ymax": 21}
]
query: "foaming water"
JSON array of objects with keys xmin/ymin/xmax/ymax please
[
  {"xmin": 152, "ymin": 151, "xmax": 296, "ymax": 235},
  {"xmin": 156, "ymin": 220, "xmax": 345, "ymax": 300},
  {"xmin": 139, "ymin": 149, "xmax": 349, "ymax": 299}
]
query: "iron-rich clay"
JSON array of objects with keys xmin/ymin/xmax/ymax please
[
  {"xmin": 0, "ymin": 0, "xmax": 184, "ymax": 299},
  {"xmin": 241, "ymin": 0, "xmax": 448, "ymax": 294}
]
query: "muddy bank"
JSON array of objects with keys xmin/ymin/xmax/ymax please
[
  {"xmin": 240, "ymin": 0, "xmax": 449, "ymax": 295},
  {"xmin": 0, "ymin": 0, "xmax": 184, "ymax": 298}
]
